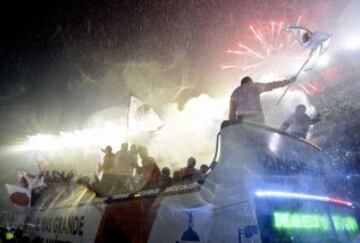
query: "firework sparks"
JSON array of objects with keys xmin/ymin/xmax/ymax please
[{"xmin": 222, "ymin": 17, "xmax": 309, "ymax": 81}]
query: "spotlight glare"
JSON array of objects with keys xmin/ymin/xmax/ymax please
[
  {"xmin": 345, "ymin": 37, "xmax": 360, "ymax": 50},
  {"xmin": 316, "ymin": 54, "xmax": 330, "ymax": 67}
]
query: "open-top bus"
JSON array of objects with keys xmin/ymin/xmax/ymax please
[{"xmin": 26, "ymin": 121, "xmax": 360, "ymax": 242}]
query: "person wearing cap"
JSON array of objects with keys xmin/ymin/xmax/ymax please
[
  {"xmin": 280, "ymin": 104, "xmax": 320, "ymax": 139},
  {"xmin": 229, "ymin": 76, "xmax": 296, "ymax": 124}
]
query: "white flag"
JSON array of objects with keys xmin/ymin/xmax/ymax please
[
  {"xmin": 128, "ymin": 96, "xmax": 163, "ymax": 132},
  {"xmin": 285, "ymin": 26, "xmax": 331, "ymax": 51},
  {"xmin": 18, "ymin": 171, "xmax": 44, "ymax": 190},
  {"xmin": 286, "ymin": 26, "xmax": 331, "ymax": 70},
  {"xmin": 276, "ymin": 26, "xmax": 331, "ymax": 105},
  {"xmin": 5, "ymin": 184, "xmax": 31, "ymax": 207}
]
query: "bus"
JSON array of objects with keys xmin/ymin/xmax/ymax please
[{"xmin": 26, "ymin": 121, "xmax": 360, "ymax": 243}]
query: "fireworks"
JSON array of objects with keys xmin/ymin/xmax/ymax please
[{"xmin": 222, "ymin": 17, "xmax": 309, "ymax": 81}]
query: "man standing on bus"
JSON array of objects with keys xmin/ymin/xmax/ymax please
[
  {"xmin": 280, "ymin": 104, "xmax": 320, "ymax": 139},
  {"xmin": 229, "ymin": 76, "xmax": 296, "ymax": 124}
]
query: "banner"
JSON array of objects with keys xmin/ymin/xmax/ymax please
[{"xmin": 128, "ymin": 96, "xmax": 163, "ymax": 132}]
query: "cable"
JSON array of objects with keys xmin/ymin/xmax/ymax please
[{"xmin": 209, "ymin": 132, "xmax": 221, "ymax": 171}]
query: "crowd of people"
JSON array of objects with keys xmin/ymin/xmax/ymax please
[
  {"xmin": 29, "ymin": 170, "xmax": 76, "ymax": 207},
  {"xmin": 18, "ymin": 142, "xmax": 211, "ymax": 207},
  {"xmin": 83, "ymin": 143, "xmax": 210, "ymax": 196},
  {"xmin": 43, "ymin": 170, "xmax": 74, "ymax": 184}
]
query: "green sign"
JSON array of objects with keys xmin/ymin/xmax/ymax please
[{"xmin": 274, "ymin": 211, "xmax": 359, "ymax": 232}]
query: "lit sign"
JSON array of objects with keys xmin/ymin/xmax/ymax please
[{"xmin": 274, "ymin": 212, "xmax": 359, "ymax": 232}]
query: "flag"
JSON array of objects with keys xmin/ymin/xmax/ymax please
[
  {"xmin": 285, "ymin": 26, "xmax": 331, "ymax": 70},
  {"xmin": 276, "ymin": 26, "xmax": 331, "ymax": 105},
  {"xmin": 285, "ymin": 26, "xmax": 331, "ymax": 51},
  {"xmin": 128, "ymin": 96, "xmax": 164, "ymax": 132},
  {"xmin": 5, "ymin": 184, "xmax": 31, "ymax": 207},
  {"xmin": 18, "ymin": 171, "xmax": 44, "ymax": 190}
]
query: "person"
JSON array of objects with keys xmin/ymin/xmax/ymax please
[
  {"xmin": 138, "ymin": 146, "xmax": 161, "ymax": 188},
  {"xmin": 59, "ymin": 171, "xmax": 67, "ymax": 181},
  {"xmin": 52, "ymin": 170, "xmax": 62, "ymax": 183},
  {"xmin": 128, "ymin": 144, "xmax": 138, "ymax": 168},
  {"xmin": 65, "ymin": 171, "xmax": 74, "ymax": 182},
  {"xmin": 132, "ymin": 166, "xmax": 143, "ymax": 186},
  {"xmin": 280, "ymin": 104, "xmax": 320, "ymax": 139},
  {"xmin": 172, "ymin": 171, "xmax": 181, "ymax": 183},
  {"xmin": 97, "ymin": 146, "xmax": 117, "ymax": 195},
  {"xmin": 178, "ymin": 157, "xmax": 201, "ymax": 181},
  {"xmin": 159, "ymin": 167, "xmax": 173, "ymax": 188},
  {"xmin": 115, "ymin": 143, "xmax": 129, "ymax": 165},
  {"xmin": 229, "ymin": 76, "xmax": 296, "ymax": 123},
  {"xmin": 199, "ymin": 164, "xmax": 209, "ymax": 184},
  {"xmin": 115, "ymin": 143, "xmax": 134, "ymax": 176},
  {"xmin": 101, "ymin": 146, "xmax": 115, "ymax": 173},
  {"xmin": 44, "ymin": 170, "xmax": 52, "ymax": 183}
]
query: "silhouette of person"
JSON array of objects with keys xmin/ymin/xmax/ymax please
[
  {"xmin": 159, "ymin": 167, "xmax": 172, "ymax": 188},
  {"xmin": 229, "ymin": 76, "xmax": 296, "ymax": 123},
  {"xmin": 138, "ymin": 146, "xmax": 161, "ymax": 188},
  {"xmin": 281, "ymin": 104, "xmax": 320, "ymax": 139},
  {"xmin": 101, "ymin": 145, "xmax": 115, "ymax": 173},
  {"xmin": 178, "ymin": 157, "xmax": 201, "ymax": 181}
]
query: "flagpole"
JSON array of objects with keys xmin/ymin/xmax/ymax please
[
  {"xmin": 126, "ymin": 91, "xmax": 132, "ymax": 143},
  {"xmin": 276, "ymin": 49, "xmax": 314, "ymax": 105}
]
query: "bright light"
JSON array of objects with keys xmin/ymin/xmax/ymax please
[
  {"xmin": 26, "ymin": 134, "xmax": 61, "ymax": 151},
  {"xmin": 16, "ymin": 122, "xmax": 126, "ymax": 152},
  {"xmin": 345, "ymin": 37, "xmax": 360, "ymax": 49},
  {"xmin": 316, "ymin": 54, "xmax": 330, "ymax": 67},
  {"xmin": 255, "ymin": 190, "xmax": 353, "ymax": 207}
]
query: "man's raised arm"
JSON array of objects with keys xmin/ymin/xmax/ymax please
[{"xmin": 263, "ymin": 76, "xmax": 296, "ymax": 92}]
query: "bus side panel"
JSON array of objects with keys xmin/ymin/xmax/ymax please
[
  {"xmin": 28, "ymin": 203, "xmax": 104, "ymax": 243},
  {"xmin": 95, "ymin": 197, "xmax": 158, "ymax": 243},
  {"xmin": 148, "ymin": 192, "xmax": 213, "ymax": 243}
]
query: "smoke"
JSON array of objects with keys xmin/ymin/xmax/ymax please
[
  {"xmin": 9, "ymin": 55, "xmax": 316, "ymax": 175},
  {"xmin": 133, "ymin": 88, "xmax": 314, "ymax": 171},
  {"xmin": 146, "ymin": 94, "xmax": 227, "ymax": 170},
  {"xmin": 14, "ymin": 89, "xmax": 313, "ymax": 174}
]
